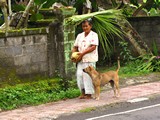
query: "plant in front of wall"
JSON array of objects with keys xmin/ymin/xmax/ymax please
[
  {"xmin": 0, "ymin": 78, "xmax": 80, "ymax": 110},
  {"xmin": 153, "ymin": 56, "xmax": 160, "ymax": 71},
  {"xmin": 118, "ymin": 40, "xmax": 134, "ymax": 64},
  {"xmin": 152, "ymin": 40, "xmax": 158, "ymax": 56},
  {"xmin": 136, "ymin": 54, "xmax": 160, "ymax": 72},
  {"xmin": 136, "ymin": 40, "xmax": 160, "ymax": 72}
]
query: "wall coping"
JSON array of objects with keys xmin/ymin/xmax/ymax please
[
  {"xmin": 0, "ymin": 27, "xmax": 49, "ymax": 38},
  {"xmin": 127, "ymin": 16, "xmax": 160, "ymax": 21}
]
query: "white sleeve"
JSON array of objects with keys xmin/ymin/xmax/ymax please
[{"xmin": 90, "ymin": 33, "xmax": 98, "ymax": 46}]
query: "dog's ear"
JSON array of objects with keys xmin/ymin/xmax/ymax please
[{"xmin": 89, "ymin": 66, "xmax": 92, "ymax": 71}]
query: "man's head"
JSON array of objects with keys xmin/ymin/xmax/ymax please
[{"xmin": 82, "ymin": 18, "xmax": 92, "ymax": 34}]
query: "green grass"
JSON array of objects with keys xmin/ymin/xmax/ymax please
[
  {"xmin": 97, "ymin": 61, "xmax": 152, "ymax": 78},
  {"xmin": 0, "ymin": 78, "xmax": 80, "ymax": 111},
  {"xmin": 119, "ymin": 66, "xmax": 151, "ymax": 78},
  {"xmin": 79, "ymin": 107, "xmax": 96, "ymax": 113}
]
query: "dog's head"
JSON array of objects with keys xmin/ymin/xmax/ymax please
[{"xmin": 83, "ymin": 66, "xmax": 94, "ymax": 74}]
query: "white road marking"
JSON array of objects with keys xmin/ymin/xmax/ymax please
[
  {"xmin": 127, "ymin": 97, "xmax": 149, "ymax": 103},
  {"xmin": 86, "ymin": 103, "xmax": 160, "ymax": 120}
]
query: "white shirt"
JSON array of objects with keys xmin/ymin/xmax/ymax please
[{"xmin": 74, "ymin": 30, "xmax": 99, "ymax": 62}]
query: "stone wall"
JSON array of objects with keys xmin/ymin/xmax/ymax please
[
  {"xmin": 128, "ymin": 16, "xmax": 160, "ymax": 53},
  {"xmin": 0, "ymin": 8, "xmax": 76, "ymax": 80},
  {"xmin": 0, "ymin": 28, "xmax": 49, "ymax": 77},
  {"xmin": 0, "ymin": 9, "xmax": 76, "ymax": 80}
]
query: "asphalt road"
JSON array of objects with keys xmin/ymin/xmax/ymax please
[{"xmin": 56, "ymin": 94, "xmax": 160, "ymax": 120}]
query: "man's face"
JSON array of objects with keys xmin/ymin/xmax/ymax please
[{"xmin": 82, "ymin": 21, "xmax": 92, "ymax": 34}]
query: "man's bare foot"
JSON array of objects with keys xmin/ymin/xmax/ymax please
[{"xmin": 84, "ymin": 94, "xmax": 92, "ymax": 99}]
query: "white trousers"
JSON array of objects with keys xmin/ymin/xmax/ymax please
[{"xmin": 76, "ymin": 62, "xmax": 95, "ymax": 94}]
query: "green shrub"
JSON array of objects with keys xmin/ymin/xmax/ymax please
[
  {"xmin": 0, "ymin": 78, "xmax": 80, "ymax": 110},
  {"xmin": 119, "ymin": 54, "xmax": 160, "ymax": 78},
  {"xmin": 136, "ymin": 55, "xmax": 160, "ymax": 72},
  {"xmin": 118, "ymin": 41, "xmax": 134, "ymax": 64}
]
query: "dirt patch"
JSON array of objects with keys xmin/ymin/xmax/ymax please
[{"xmin": 120, "ymin": 72, "xmax": 160, "ymax": 86}]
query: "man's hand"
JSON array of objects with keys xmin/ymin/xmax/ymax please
[
  {"xmin": 75, "ymin": 52, "xmax": 83, "ymax": 63},
  {"xmin": 71, "ymin": 52, "xmax": 83, "ymax": 63}
]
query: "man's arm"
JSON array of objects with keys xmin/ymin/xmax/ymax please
[
  {"xmin": 71, "ymin": 46, "xmax": 78, "ymax": 53},
  {"xmin": 76, "ymin": 45, "xmax": 96, "ymax": 62}
]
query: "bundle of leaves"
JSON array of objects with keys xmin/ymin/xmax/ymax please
[
  {"xmin": 136, "ymin": 55, "xmax": 160, "ymax": 72},
  {"xmin": 121, "ymin": 54, "xmax": 160, "ymax": 77}
]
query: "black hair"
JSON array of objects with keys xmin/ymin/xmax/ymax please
[{"xmin": 82, "ymin": 18, "xmax": 93, "ymax": 25}]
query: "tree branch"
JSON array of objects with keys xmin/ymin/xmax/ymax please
[{"xmin": 132, "ymin": 0, "xmax": 154, "ymax": 16}]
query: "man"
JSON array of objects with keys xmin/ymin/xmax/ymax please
[{"xmin": 71, "ymin": 18, "xmax": 99, "ymax": 99}]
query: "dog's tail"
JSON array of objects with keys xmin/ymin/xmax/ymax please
[{"xmin": 116, "ymin": 57, "xmax": 120, "ymax": 73}]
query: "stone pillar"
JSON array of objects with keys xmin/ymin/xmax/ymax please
[
  {"xmin": 62, "ymin": 8, "xmax": 77, "ymax": 78},
  {"xmin": 48, "ymin": 7, "xmax": 76, "ymax": 79}
]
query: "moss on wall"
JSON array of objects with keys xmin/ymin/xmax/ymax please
[{"xmin": 0, "ymin": 27, "xmax": 49, "ymax": 37}]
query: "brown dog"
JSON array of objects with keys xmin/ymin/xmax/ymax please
[{"xmin": 83, "ymin": 58, "xmax": 120, "ymax": 100}]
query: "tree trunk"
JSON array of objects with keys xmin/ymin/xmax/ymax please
[
  {"xmin": 16, "ymin": 0, "xmax": 34, "ymax": 29},
  {"xmin": 83, "ymin": 0, "xmax": 92, "ymax": 14},
  {"xmin": 121, "ymin": 22, "xmax": 152, "ymax": 55},
  {"xmin": 8, "ymin": 0, "xmax": 12, "ymax": 16},
  {"xmin": 1, "ymin": 7, "xmax": 9, "ymax": 30},
  {"xmin": 132, "ymin": 0, "xmax": 154, "ymax": 16},
  {"xmin": 0, "ymin": 0, "xmax": 9, "ymax": 30}
]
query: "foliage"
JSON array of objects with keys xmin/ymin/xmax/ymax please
[
  {"xmin": 121, "ymin": 0, "xmax": 160, "ymax": 16},
  {"xmin": 130, "ymin": 0, "xmax": 139, "ymax": 7},
  {"xmin": 122, "ymin": 4, "xmax": 137, "ymax": 17},
  {"xmin": 119, "ymin": 61, "xmax": 148, "ymax": 78},
  {"xmin": 119, "ymin": 54, "xmax": 160, "ymax": 77},
  {"xmin": 117, "ymin": 58, "xmax": 159, "ymax": 79},
  {"xmin": 12, "ymin": 0, "xmax": 80, "ymax": 22},
  {"xmin": 136, "ymin": 55, "xmax": 160, "ymax": 72},
  {"xmin": 133, "ymin": 40, "xmax": 160, "ymax": 72},
  {"xmin": 12, "ymin": 4, "xmax": 25, "ymax": 12},
  {"xmin": 0, "ymin": 78, "xmax": 79, "ymax": 110},
  {"xmin": 29, "ymin": 13, "xmax": 44, "ymax": 22},
  {"xmin": 118, "ymin": 41, "xmax": 134, "ymax": 63},
  {"xmin": 152, "ymin": 40, "xmax": 158, "ymax": 56},
  {"xmin": 93, "ymin": 14, "xmax": 125, "ymax": 57},
  {"xmin": 143, "ymin": 0, "xmax": 159, "ymax": 11},
  {"xmin": 97, "ymin": 59, "xmax": 150, "ymax": 78},
  {"xmin": 148, "ymin": 8, "xmax": 160, "ymax": 16}
]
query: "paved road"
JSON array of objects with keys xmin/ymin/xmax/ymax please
[
  {"xmin": 57, "ymin": 94, "xmax": 160, "ymax": 120},
  {"xmin": 94, "ymin": 104, "xmax": 160, "ymax": 120},
  {"xmin": 0, "ymin": 82, "xmax": 160, "ymax": 120}
]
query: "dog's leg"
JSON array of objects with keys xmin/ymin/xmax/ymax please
[
  {"xmin": 114, "ymin": 79, "xmax": 120, "ymax": 97},
  {"xmin": 93, "ymin": 85, "xmax": 96, "ymax": 99},
  {"xmin": 110, "ymin": 80, "xmax": 116, "ymax": 97},
  {"xmin": 95, "ymin": 86, "xmax": 100, "ymax": 100}
]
